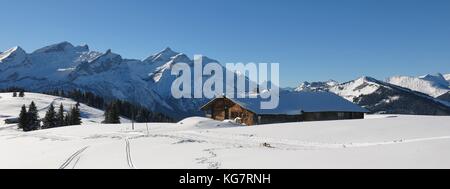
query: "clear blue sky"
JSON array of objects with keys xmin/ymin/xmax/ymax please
[{"xmin": 1, "ymin": 0, "xmax": 450, "ymax": 87}]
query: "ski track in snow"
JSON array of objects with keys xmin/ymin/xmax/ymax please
[
  {"xmin": 72, "ymin": 156, "xmax": 82, "ymax": 169},
  {"xmin": 59, "ymin": 146, "xmax": 89, "ymax": 169},
  {"xmin": 125, "ymin": 138, "xmax": 135, "ymax": 169}
]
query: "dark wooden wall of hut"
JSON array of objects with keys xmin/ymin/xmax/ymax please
[
  {"xmin": 256, "ymin": 114, "xmax": 303, "ymax": 125},
  {"xmin": 257, "ymin": 115, "xmax": 303, "ymax": 124},
  {"xmin": 302, "ymin": 112, "xmax": 364, "ymax": 121},
  {"xmin": 256, "ymin": 112, "xmax": 364, "ymax": 125}
]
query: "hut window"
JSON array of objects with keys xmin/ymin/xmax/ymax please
[{"xmin": 338, "ymin": 112, "xmax": 345, "ymax": 119}]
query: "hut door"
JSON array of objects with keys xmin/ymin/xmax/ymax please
[
  {"xmin": 210, "ymin": 107, "xmax": 215, "ymax": 119},
  {"xmin": 224, "ymin": 105, "xmax": 229, "ymax": 120}
]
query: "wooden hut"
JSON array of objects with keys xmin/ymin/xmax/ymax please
[{"xmin": 200, "ymin": 91, "xmax": 369, "ymax": 126}]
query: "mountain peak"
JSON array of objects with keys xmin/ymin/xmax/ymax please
[
  {"xmin": 295, "ymin": 79, "xmax": 339, "ymax": 92},
  {"xmin": 58, "ymin": 41, "xmax": 73, "ymax": 46},
  {"xmin": 357, "ymin": 76, "xmax": 378, "ymax": 83},
  {"xmin": 75, "ymin": 44, "xmax": 90, "ymax": 52},
  {"xmin": 155, "ymin": 47, "xmax": 178, "ymax": 57},
  {"xmin": 420, "ymin": 73, "xmax": 445, "ymax": 80},
  {"xmin": 0, "ymin": 46, "xmax": 27, "ymax": 62},
  {"xmin": 144, "ymin": 47, "xmax": 180, "ymax": 63},
  {"xmin": 162, "ymin": 47, "xmax": 174, "ymax": 52},
  {"xmin": 91, "ymin": 49, "xmax": 121, "ymax": 62},
  {"xmin": 418, "ymin": 73, "xmax": 448, "ymax": 86},
  {"xmin": 33, "ymin": 41, "xmax": 76, "ymax": 54},
  {"xmin": 325, "ymin": 79, "xmax": 339, "ymax": 86},
  {"xmin": 6, "ymin": 46, "xmax": 25, "ymax": 53}
]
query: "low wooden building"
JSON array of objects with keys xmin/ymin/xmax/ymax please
[
  {"xmin": 200, "ymin": 91, "xmax": 369, "ymax": 126},
  {"xmin": 4, "ymin": 117, "xmax": 19, "ymax": 124}
]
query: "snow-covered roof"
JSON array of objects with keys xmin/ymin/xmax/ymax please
[{"xmin": 202, "ymin": 91, "xmax": 369, "ymax": 115}]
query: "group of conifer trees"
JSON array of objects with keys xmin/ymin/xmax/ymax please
[
  {"xmin": 18, "ymin": 102, "xmax": 82, "ymax": 132},
  {"xmin": 101, "ymin": 100, "xmax": 172, "ymax": 124},
  {"xmin": 45, "ymin": 89, "xmax": 104, "ymax": 110},
  {"xmin": 18, "ymin": 101, "xmax": 40, "ymax": 132},
  {"xmin": 103, "ymin": 101, "xmax": 121, "ymax": 124},
  {"xmin": 45, "ymin": 89, "xmax": 173, "ymax": 123},
  {"xmin": 12, "ymin": 91, "xmax": 25, "ymax": 97}
]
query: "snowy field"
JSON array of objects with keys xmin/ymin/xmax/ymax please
[{"xmin": 1, "ymin": 93, "xmax": 450, "ymax": 169}]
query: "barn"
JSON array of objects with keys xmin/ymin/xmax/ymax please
[
  {"xmin": 200, "ymin": 91, "xmax": 370, "ymax": 126},
  {"xmin": 3, "ymin": 117, "xmax": 19, "ymax": 124}
]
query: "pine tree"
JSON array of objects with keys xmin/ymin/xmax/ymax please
[
  {"xmin": 18, "ymin": 91, "xmax": 25, "ymax": 97},
  {"xmin": 135, "ymin": 108, "xmax": 146, "ymax": 123},
  {"xmin": 56, "ymin": 103, "xmax": 65, "ymax": 127},
  {"xmin": 112, "ymin": 101, "xmax": 121, "ymax": 124},
  {"xmin": 103, "ymin": 101, "xmax": 120, "ymax": 124},
  {"xmin": 136, "ymin": 107, "xmax": 152, "ymax": 123},
  {"xmin": 64, "ymin": 111, "xmax": 71, "ymax": 126},
  {"xmin": 69, "ymin": 104, "xmax": 82, "ymax": 125},
  {"xmin": 18, "ymin": 105, "xmax": 28, "ymax": 129},
  {"xmin": 43, "ymin": 103, "xmax": 57, "ymax": 129},
  {"xmin": 103, "ymin": 106, "xmax": 110, "ymax": 124},
  {"xmin": 25, "ymin": 101, "xmax": 40, "ymax": 131},
  {"xmin": 12, "ymin": 92, "xmax": 17, "ymax": 97}
]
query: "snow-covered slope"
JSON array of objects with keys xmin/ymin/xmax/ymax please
[
  {"xmin": 1, "ymin": 114, "xmax": 450, "ymax": 168},
  {"xmin": 387, "ymin": 73, "xmax": 450, "ymax": 97},
  {"xmin": 0, "ymin": 92, "xmax": 129, "ymax": 125},
  {"xmin": 1, "ymin": 92, "xmax": 449, "ymax": 168},
  {"xmin": 0, "ymin": 46, "xmax": 27, "ymax": 64},
  {"xmin": 295, "ymin": 80, "xmax": 338, "ymax": 92},
  {"xmin": 328, "ymin": 77, "xmax": 381, "ymax": 101},
  {"xmin": 445, "ymin": 74, "xmax": 450, "ymax": 82}
]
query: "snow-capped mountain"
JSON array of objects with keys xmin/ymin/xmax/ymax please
[
  {"xmin": 294, "ymin": 80, "xmax": 338, "ymax": 92},
  {"xmin": 296, "ymin": 76, "xmax": 450, "ymax": 115},
  {"xmin": 295, "ymin": 77, "xmax": 381, "ymax": 101},
  {"xmin": 0, "ymin": 46, "xmax": 28, "ymax": 65},
  {"xmin": 327, "ymin": 77, "xmax": 382, "ymax": 101},
  {"xmin": 0, "ymin": 42, "xmax": 253, "ymax": 120},
  {"xmin": 387, "ymin": 73, "xmax": 450, "ymax": 98},
  {"xmin": 445, "ymin": 74, "xmax": 450, "ymax": 82}
]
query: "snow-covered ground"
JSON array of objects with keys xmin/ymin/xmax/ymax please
[
  {"xmin": 0, "ymin": 92, "xmax": 129, "ymax": 124},
  {"xmin": 1, "ymin": 93, "xmax": 450, "ymax": 169}
]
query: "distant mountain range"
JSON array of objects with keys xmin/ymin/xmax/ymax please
[
  {"xmin": 294, "ymin": 74, "xmax": 450, "ymax": 115},
  {"xmin": 0, "ymin": 42, "xmax": 254, "ymax": 120},
  {"xmin": 1, "ymin": 42, "xmax": 450, "ymax": 118}
]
